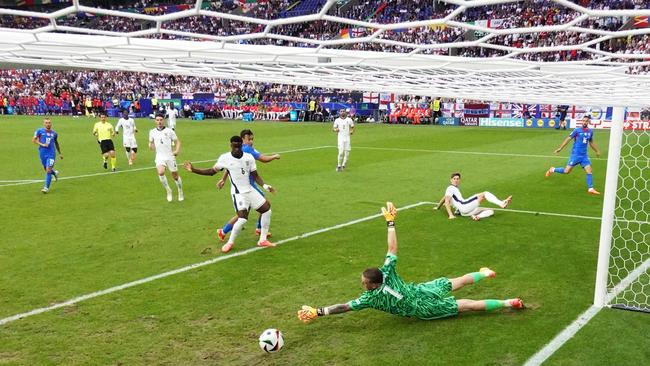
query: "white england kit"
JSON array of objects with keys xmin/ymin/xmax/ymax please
[
  {"xmin": 166, "ymin": 108, "xmax": 179, "ymax": 130},
  {"xmin": 333, "ymin": 117, "xmax": 354, "ymax": 151},
  {"xmin": 213, "ymin": 152, "xmax": 266, "ymax": 211},
  {"xmin": 116, "ymin": 117, "xmax": 137, "ymax": 148},
  {"xmin": 445, "ymin": 185, "xmax": 480, "ymax": 216},
  {"xmin": 149, "ymin": 127, "xmax": 178, "ymax": 171}
]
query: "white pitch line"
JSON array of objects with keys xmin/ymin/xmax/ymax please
[
  {"xmin": 353, "ymin": 146, "xmax": 609, "ymax": 161},
  {"xmin": 0, "ymin": 179, "xmax": 40, "ymax": 183},
  {"xmin": 0, "ymin": 145, "xmax": 330, "ymax": 188},
  {"xmin": 523, "ymin": 305, "xmax": 602, "ymax": 366},
  {"xmin": 524, "ymin": 257, "xmax": 650, "ymax": 366},
  {"xmin": 0, "ymin": 201, "xmax": 429, "ymax": 326},
  {"xmin": 494, "ymin": 207, "xmax": 650, "ymax": 226}
]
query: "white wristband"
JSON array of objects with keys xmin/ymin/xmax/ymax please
[{"xmin": 263, "ymin": 184, "xmax": 271, "ymax": 191}]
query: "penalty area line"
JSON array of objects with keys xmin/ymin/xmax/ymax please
[{"xmin": 0, "ymin": 201, "xmax": 429, "ymax": 327}]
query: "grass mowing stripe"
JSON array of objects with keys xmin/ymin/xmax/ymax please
[
  {"xmin": 524, "ymin": 257, "xmax": 650, "ymax": 366},
  {"xmin": 0, "ymin": 145, "xmax": 330, "ymax": 188},
  {"xmin": 0, "ymin": 201, "xmax": 429, "ymax": 327}
]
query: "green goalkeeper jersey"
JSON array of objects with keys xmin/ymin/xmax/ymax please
[{"xmin": 346, "ymin": 253, "xmax": 458, "ymax": 320}]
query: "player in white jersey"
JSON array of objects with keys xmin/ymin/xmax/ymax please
[
  {"xmin": 435, "ymin": 173, "xmax": 512, "ymax": 221},
  {"xmin": 115, "ymin": 110, "xmax": 138, "ymax": 165},
  {"xmin": 149, "ymin": 114, "xmax": 184, "ymax": 202},
  {"xmin": 165, "ymin": 102, "xmax": 179, "ymax": 130},
  {"xmin": 333, "ymin": 110, "xmax": 355, "ymax": 171},
  {"xmin": 184, "ymin": 135, "xmax": 276, "ymax": 253}
]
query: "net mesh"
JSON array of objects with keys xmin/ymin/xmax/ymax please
[
  {"xmin": 0, "ymin": 0, "xmax": 649, "ymax": 106},
  {"xmin": 608, "ymin": 129, "xmax": 650, "ymax": 312}
]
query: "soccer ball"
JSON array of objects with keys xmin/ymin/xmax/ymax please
[{"xmin": 258, "ymin": 328, "xmax": 284, "ymax": 353}]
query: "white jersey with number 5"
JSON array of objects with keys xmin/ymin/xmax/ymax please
[
  {"xmin": 149, "ymin": 127, "xmax": 177, "ymax": 160},
  {"xmin": 333, "ymin": 117, "xmax": 354, "ymax": 141},
  {"xmin": 213, "ymin": 152, "xmax": 257, "ymax": 194}
]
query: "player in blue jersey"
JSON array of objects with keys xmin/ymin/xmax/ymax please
[
  {"xmin": 32, "ymin": 118, "xmax": 63, "ymax": 193},
  {"xmin": 217, "ymin": 129, "xmax": 280, "ymax": 241},
  {"xmin": 545, "ymin": 115, "xmax": 602, "ymax": 194}
]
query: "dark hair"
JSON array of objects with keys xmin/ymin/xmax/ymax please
[
  {"xmin": 155, "ymin": 114, "xmax": 164, "ymax": 119},
  {"xmin": 230, "ymin": 135, "xmax": 243, "ymax": 144},
  {"xmin": 451, "ymin": 172, "xmax": 461, "ymax": 179},
  {"xmin": 362, "ymin": 268, "xmax": 383, "ymax": 285},
  {"xmin": 240, "ymin": 129, "xmax": 253, "ymax": 138},
  {"xmin": 99, "ymin": 112, "xmax": 107, "ymax": 117},
  {"xmin": 582, "ymin": 115, "xmax": 591, "ymax": 119}
]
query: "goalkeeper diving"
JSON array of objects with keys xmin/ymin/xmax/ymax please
[{"xmin": 297, "ymin": 202, "xmax": 524, "ymax": 323}]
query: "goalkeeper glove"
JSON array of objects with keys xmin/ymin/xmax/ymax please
[
  {"xmin": 381, "ymin": 202, "xmax": 397, "ymax": 226},
  {"xmin": 297, "ymin": 305, "xmax": 318, "ymax": 323}
]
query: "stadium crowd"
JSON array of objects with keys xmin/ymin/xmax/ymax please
[{"xmin": 0, "ymin": 68, "xmax": 353, "ymax": 117}]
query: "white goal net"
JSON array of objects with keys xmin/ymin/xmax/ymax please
[
  {"xmin": 0, "ymin": 0, "xmax": 649, "ymax": 107},
  {"xmin": 607, "ymin": 129, "xmax": 650, "ymax": 312}
]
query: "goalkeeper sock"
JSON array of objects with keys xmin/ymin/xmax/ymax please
[
  {"xmin": 259, "ymin": 209, "xmax": 271, "ymax": 242},
  {"xmin": 470, "ymin": 272, "xmax": 488, "ymax": 283},
  {"xmin": 484, "ymin": 300, "xmax": 505, "ymax": 311},
  {"xmin": 484, "ymin": 192, "xmax": 503, "ymax": 206},
  {"xmin": 174, "ymin": 176, "xmax": 183, "ymax": 190},
  {"xmin": 110, "ymin": 157, "xmax": 117, "ymax": 169},
  {"xmin": 586, "ymin": 173, "xmax": 593, "ymax": 188},
  {"xmin": 227, "ymin": 218, "xmax": 247, "ymax": 245},
  {"xmin": 222, "ymin": 222, "xmax": 233, "ymax": 234},
  {"xmin": 342, "ymin": 151, "xmax": 349, "ymax": 166},
  {"xmin": 554, "ymin": 167, "xmax": 565, "ymax": 174}
]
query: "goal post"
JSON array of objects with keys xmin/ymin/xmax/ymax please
[
  {"xmin": 594, "ymin": 106, "xmax": 624, "ymax": 308},
  {"xmin": 594, "ymin": 107, "xmax": 650, "ymax": 312}
]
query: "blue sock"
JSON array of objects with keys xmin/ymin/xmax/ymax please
[
  {"xmin": 257, "ymin": 217, "xmax": 262, "ymax": 230},
  {"xmin": 554, "ymin": 167, "xmax": 565, "ymax": 174},
  {"xmin": 222, "ymin": 222, "xmax": 233, "ymax": 234},
  {"xmin": 45, "ymin": 172, "xmax": 52, "ymax": 188},
  {"xmin": 586, "ymin": 173, "xmax": 593, "ymax": 188}
]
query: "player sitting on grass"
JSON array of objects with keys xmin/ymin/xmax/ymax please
[
  {"xmin": 435, "ymin": 172, "xmax": 512, "ymax": 221},
  {"xmin": 297, "ymin": 202, "xmax": 523, "ymax": 323}
]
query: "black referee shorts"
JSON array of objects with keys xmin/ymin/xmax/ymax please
[{"xmin": 99, "ymin": 139, "xmax": 115, "ymax": 154}]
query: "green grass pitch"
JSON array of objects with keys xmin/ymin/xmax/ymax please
[{"xmin": 0, "ymin": 116, "xmax": 648, "ymax": 365}]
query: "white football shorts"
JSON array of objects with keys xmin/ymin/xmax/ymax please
[
  {"xmin": 232, "ymin": 190, "xmax": 266, "ymax": 212},
  {"xmin": 338, "ymin": 138, "xmax": 351, "ymax": 152},
  {"xmin": 155, "ymin": 156, "xmax": 178, "ymax": 172},
  {"xmin": 455, "ymin": 195, "xmax": 481, "ymax": 216},
  {"xmin": 122, "ymin": 137, "xmax": 137, "ymax": 148}
]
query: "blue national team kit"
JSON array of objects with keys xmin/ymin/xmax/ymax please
[
  {"xmin": 242, "ymin": 144, "xmax": 265, "ymax": 196},
  {"xmin": 566, "ymin": 127, "xmax": 593, "ymax": 168},
  {"xmin": 34, "ymin": 127, "xmax": 58, "ymax": 168}
]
